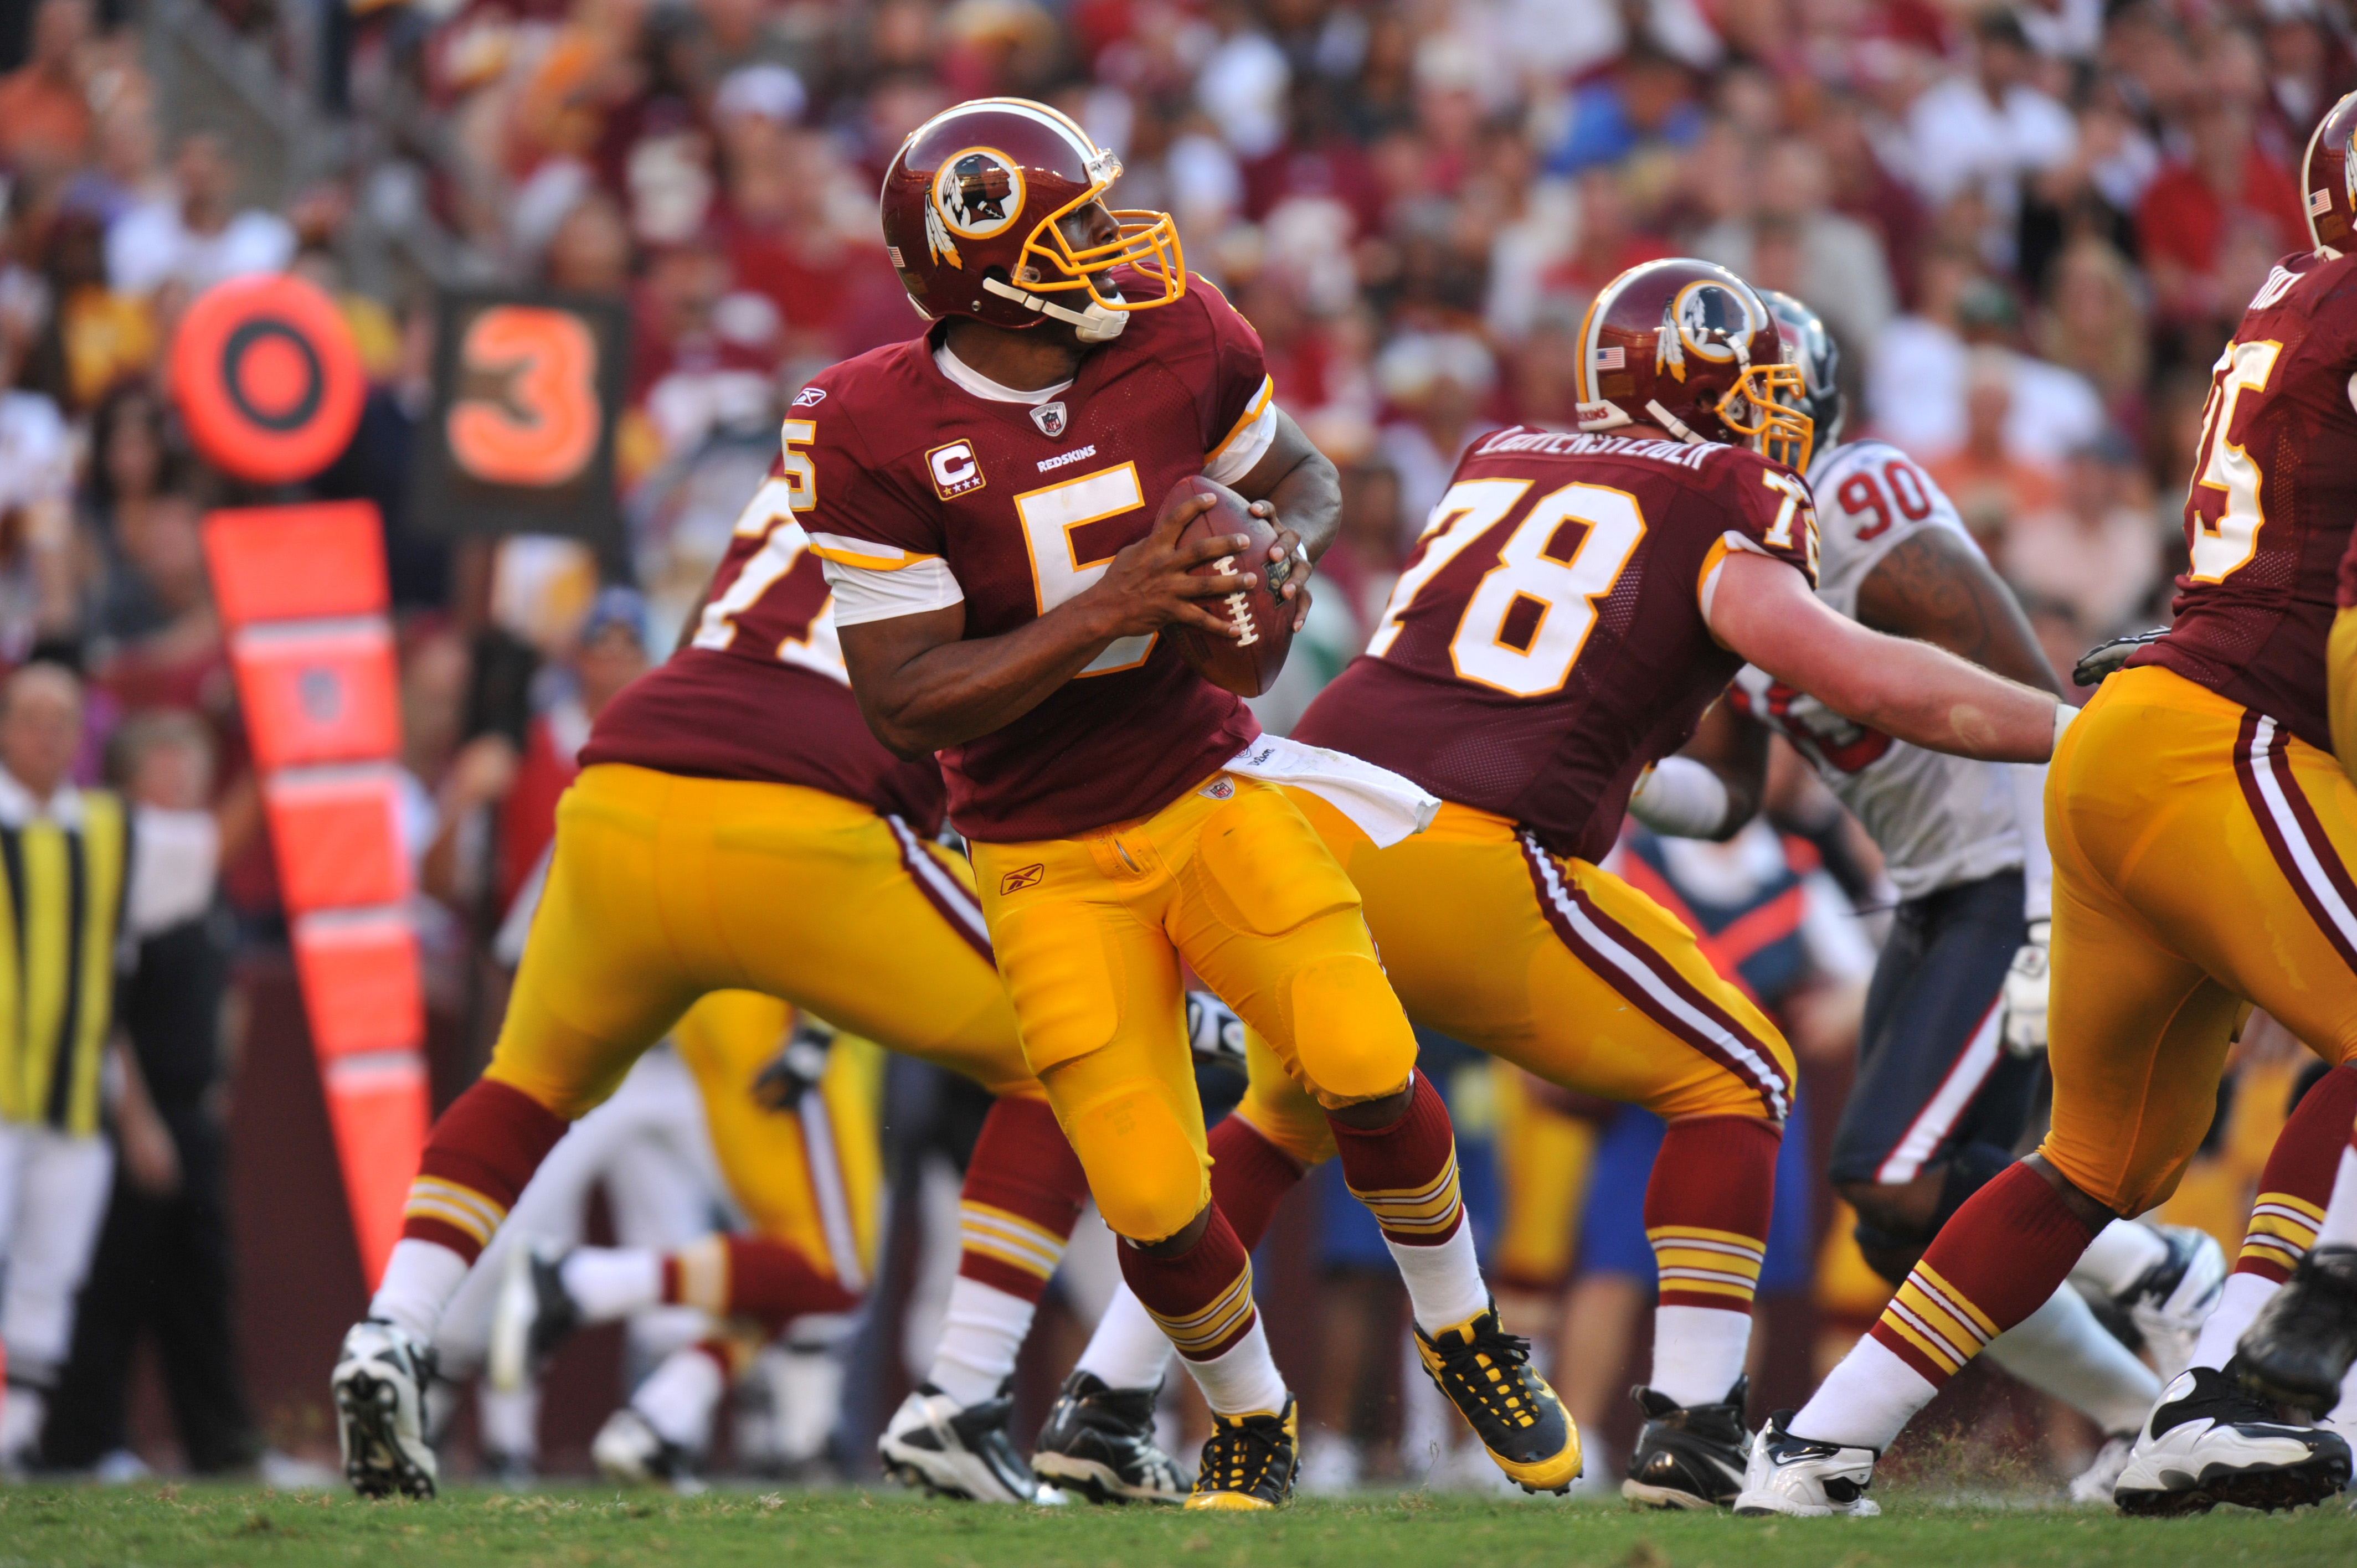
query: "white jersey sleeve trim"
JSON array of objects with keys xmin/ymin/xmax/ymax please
[
  {"xmin": 1202, "ymin": 379, "xmax": 1278, "ymax": 486},
  {"xmin": 1696, "ymin": 531, "xmax": 1790, "ymax": 621},
  {"xmin": 822, "ymin": 555, "xmax": 965, "ymax": 626},
  {"xmin": 806, "ymin": 532, "xmax": 941, "ymax": 572}
]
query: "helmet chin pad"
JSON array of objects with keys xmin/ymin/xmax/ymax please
[{"xmin": 980, "ymin": 274, "xmax": 1132, "ymax": 341}]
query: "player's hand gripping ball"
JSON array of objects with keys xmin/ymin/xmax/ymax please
[{"xmin": 1164, "ymin": 475, "xmax": 1304, "ymax": 698}]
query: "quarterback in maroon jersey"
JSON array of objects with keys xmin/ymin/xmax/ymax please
[
  {"xmin": 1744, "ymin": 102, "xmax": 2357, "ymax": 1518},
  {"xmin": 816, "ymin": 96, "xmax": 1576, "ymax": 1508},
  {"xmin": 328, "ymin": 451, "xmax": 1108, "ymax": 1504},
  {"xmin": 1033, "ymin": 257, "xmax": 2071, "ymax": 1510}
]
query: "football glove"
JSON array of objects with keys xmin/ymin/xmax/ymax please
[
  {"xmin": 2071, "ymin": 627, "xmax": 2169, "ymax": 689},
  {"xmin": 1186, "ymin": 991, "xmax": 1247, "ymax": 1072},
  {"xmin": 753, "ymin": 1016, "xmax": 838, "ymax": 1110},
  {"xmin": 2000, "ymin": 919, "xmax": 2050, "ymax": 1058}
]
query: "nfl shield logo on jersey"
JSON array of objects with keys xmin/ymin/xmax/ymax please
[{"xmin": 1032, "ymin": 401, "xmax": 1068, "ymax": 439}]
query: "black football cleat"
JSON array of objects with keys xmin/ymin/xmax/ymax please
[
  {"xmin": 1186, "ymin": 1396, "xmax": 1299, "ymax": 1510},
  {"xmin": 1622, "ymin": 1377, "xmax": 1751, "ymax": 1509},
  {"xmin": 1032, "ymin": 1371, "xmax": 1189, "ymax": 1504},
  {"xmin": 2235, "ymin": 1245, "xmax": 2357, "ymax": 1417},
  {"xmin": 1414, "ymin": 1302, "xmax": 1582, "ymax": 1493},
  {"xmin": 486, "ymin": 1245, "xmax": 580, "ymax": 1393},
  {"xmin": 2114, "ymin": 1364, "xmax": 2352, "ymax": 1516}
]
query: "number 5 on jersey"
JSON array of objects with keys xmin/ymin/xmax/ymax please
[
  {"xmin": 2189, "ymin": 339, "xmax": 2283, "ymax": 584},
  {"xmin": 1370, "ymin": 479, "xmax": 1648, "ymax": 697}
]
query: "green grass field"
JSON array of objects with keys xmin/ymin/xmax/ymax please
[{"xmin": 2, "ymin": 1486, "xmax": 2351, "ymax": 1568}]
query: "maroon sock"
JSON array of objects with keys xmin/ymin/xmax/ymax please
[
  {"xmin": 1645, "ymin": 1116, "xmax": 1779, "ymax": 1312},
  {"xmin": 1118, "ymin": 1203, "xmax": 1259, "ymax": 1361},
  {"xmin": 1869, "ymin": 1160, "xmax": 2098, "ymax": 1387},
  {"xmin": 1208, "ymin": 1114, "xmax": 1308, "ymax": 1251},
  {"xmin": 2237, "ymin": 1063, "xmax": 2357, "ymax": 1282},
  {"xmin": 663, "ymin": 1235, "xmax": 861, "ymax": 1334},
  {"xmin": 1326, "ymin": 1071, "xmax": 1465, "ymax": 1246},
  {"xmin": 955, "ymin": 1096, "xmax": 1090, "ymax": 1302},
  {"xmin": 400, "ymin": 1079, "xmax": 570, "ymax": 1263}
]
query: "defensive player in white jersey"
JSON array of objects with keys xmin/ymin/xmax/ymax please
[{"xmin": 1721, "ymin": 293, "xmax": 2225, "ymax": 1499}]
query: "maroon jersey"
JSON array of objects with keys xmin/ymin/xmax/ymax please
[
  {"xmin": 1293, "ymin": 427, "xmax": 1818, "ymax": 863},
  {"xmin": 581, "ymin": 452, "xmax": 949, "ymax": 832},
  {"xmin": 2132, "ymin": 249, "xmax": 2357, "ymax": 750},
  {"xmin": 802, "ymin": 278, "xmax": 1274, "ymax": 843}
]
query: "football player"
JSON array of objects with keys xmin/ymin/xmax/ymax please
[
  {"xmin": 1726, "ymin": 292, "xmax": 2221, "ymax": 1502},
  {"xmin": 816, "ymin": 97, "xmax": 1577, "ymax": 1508},
  {"xmin": 330, "ymin": 418, "xmax": 1104, "ymax": 1507},
  {"xmin": 1029, "ymin": 258, "xmax": 2070, "ymax": 1510},
  {"xmin": 1736, "ymin": 99, "xmax": 2357, "ymax": 1518}
]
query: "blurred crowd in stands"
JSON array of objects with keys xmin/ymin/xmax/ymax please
[{"xmin": 0, "ymin": 0, "xmax": 2343, "ymax": 1487}]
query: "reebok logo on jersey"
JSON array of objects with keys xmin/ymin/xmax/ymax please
[
  {"xmin": 1037, "ymin": 443, "xmax": 1098, "ymax": 473},
  {"xmin": 999, "ymin": 863, "xmax": 1046, "ymax": 895}
]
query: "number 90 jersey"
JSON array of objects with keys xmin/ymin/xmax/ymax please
[
  {"xmin": 1726, "ymin": 440, "xmax": 2023, "ymax": 900},
  {"xmin": 1291, "ymin": 426, "xmax": 1816, "ymax": 864},
  {"xmin": 2131, "ymin": 247, "xmax": 2357, "ymax": 752}
]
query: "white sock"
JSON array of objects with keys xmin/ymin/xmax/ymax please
[
  {"xmin": 479, "ymin": 1383, "xmax": 540, "ymax": 1459},
  {"xmin": 1180, "ymin": 1317, "xmax": 1289, "ymax": 1416},
  {"xmin": 2189, "ymin": 1271, "xmax": 2279, "ymax": 1373},
  {"xmin": 2068, "ymin": 1220, "xmax": 2170, "ymax": 1301},
  {"xmin": 1789, "ymin": 1334, "xmax": 1938, "ymax": 1452},
  {"xmin": 0, "ymin": 1386, "xmax": 46, "ymax": 1464},
  {"xmin": 925, "ymin": 1277, "xmax": 1037, "ymax": 1407},
  {"xmin": 1982, "ymin": 1283, "xmax": 2159, "ymax": 1434},
  {"xmin": 1387, "ymin": 1221, "xmax": 1491, "ymax": 1335},
  {"xmin": 369, "ymin": 1238, "xmax": 472, "ymax": 1344},
  {"xmin": 2317, "ymin": 1146, "xmax": 2357, "ymax": 1249},
  {"xmin": 561, "ymin": 1247, "xmax": 664, "ymax": 1324},
  {"xmin": 1649, "ymin": 1305, "xmax": 1753, "ymax": 1408},
  {"xmin": 1075, "ymin": 1284, "xmax": 1179, "ymax": 1391},
  {"xmin": 631, "ymin": 1346, "xmax": 726, "ymax": 1450}
]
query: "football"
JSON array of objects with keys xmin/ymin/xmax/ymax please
[{"xmin": 1163, "ymin": 474, "xmax": 1301, "ymax": 698}]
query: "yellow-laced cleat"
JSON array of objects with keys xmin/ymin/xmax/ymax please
[
  {"xmin": 1415, "ymin": 1303, "xmax": 1583, "ymax": 1493},
  {"xmin": 1183, "ymin": 1396, "xmax": 1299, "ymax": 1510}
]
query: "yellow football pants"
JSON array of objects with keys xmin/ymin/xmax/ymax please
[
  {"xmin": 670, "ymin": 991, "xmax": 885, "ymax": 1289},
  {"xmin": 1229, "ymin": 793, "xmax": 1797, "ymax": 1169},
  {"xmin": 968, "ymin": 774, "xmax": 1419, "ymax": 1245},
  {"xmin": 1489, "ymin": 1068, "xmax": 1601, "ymax": 1292},
  {"xmin": 483, "ymin": 764, "xmax": 1036, "ymax": 1120},
  {"xmin": 2043, "ymin": 665, "xmax": 2357, "ymax": 1215},
  {"xmin": 2330, "ymin": 605, "xmax": 2357, "ymax": 784}
]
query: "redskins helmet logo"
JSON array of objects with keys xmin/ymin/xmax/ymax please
[
  {"xmin": 1656, "ymin": 280, "xmax": 1763, "ymax": 383},
  {"xmin": 933, "ymin": 149, "xmax": 1026, "ymax": 239}
]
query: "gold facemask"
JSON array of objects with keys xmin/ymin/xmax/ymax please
[{"xmin": 1716, "ymin": 363, "xmax": 1815, "ymax": 472}]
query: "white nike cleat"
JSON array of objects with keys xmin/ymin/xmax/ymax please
[
  {"xmin": 2113, "ymin": 1365, "xmax": 2351, "ymax": 1515},
  {"xmin": 2066, "ymin": 1432, "xmax": 2135, "ymax": 1505},
  {"xmin": 593, "ymin": 1407, "xmax": 705, "ymax": 1494},
  {"xmin": 1731, "ymin": 1414, "xmax": 1881, "ymax": 1518},
  {"xmin": 332, "ymin": 1320, "xmax": 439, "ymax": 1499},
  {"xmin": 2119, "ymin": 1225, "xmax": 2227, "ymax": 1382},
  {"xmin": 879, "ymin": 1383, "xmax": 1064, "ymax": 1504}
]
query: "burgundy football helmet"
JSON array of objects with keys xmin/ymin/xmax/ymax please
[
  {"xmin": 2302, "ymin": 89, "xmax": 2357, "ymax": 255},
  {"xmin": 1574, "ymin": 258, "xmax": 1814, "ymax": 470},
  {"xmin": 880, "ymin": 97, "xmax": 1183, "ymax": 343}
]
